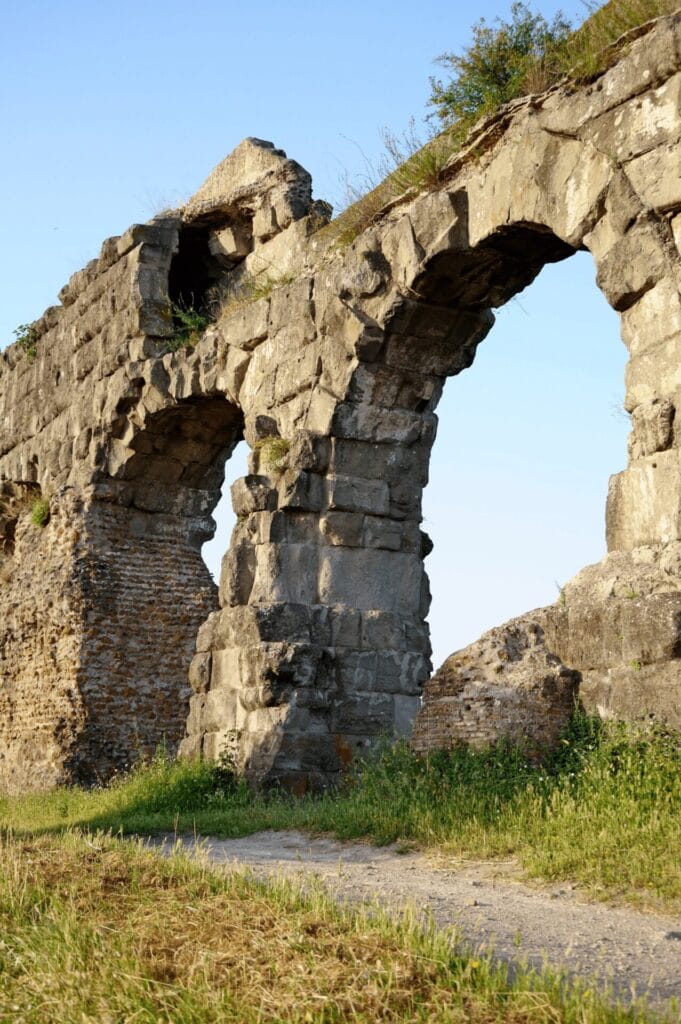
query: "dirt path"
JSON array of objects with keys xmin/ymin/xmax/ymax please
[{"xmin": 153, "ymin": 830, "xmax": 681, "ymax": 1011}]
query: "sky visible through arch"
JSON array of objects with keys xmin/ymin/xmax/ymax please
[{"xmin": 1, "ymin": 0, "xmax": 629, "ymax": 667}]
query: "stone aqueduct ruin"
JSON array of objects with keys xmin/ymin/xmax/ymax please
[{"xmin": 2, "ymin": 13, "xmax": 681, "ymax": 792}]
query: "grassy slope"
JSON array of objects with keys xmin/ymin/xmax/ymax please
[
  {"xmin": 2, "ymin": 717, "xmax": 679, "ymax": 914},
  {"xmin": 0, "ymin": 830, "xmax": 672, "ymax": 1023}
]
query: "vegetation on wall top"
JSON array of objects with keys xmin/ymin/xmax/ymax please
[{"xmin": 323, "ymin": 0, "xmax": 680, "ymax": 247}]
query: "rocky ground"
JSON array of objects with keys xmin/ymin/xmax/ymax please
[{"xmin": 155, "ymin": 830, "xmax": 681, "ymax": 1012}]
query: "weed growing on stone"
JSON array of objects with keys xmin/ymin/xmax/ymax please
[
  {"xmin": 562, "ymin": 0, "xmax": 680, "ymax": 80},
  {"xmin": 0, "ymin": 830, "xmax": 661, "ymax": 1023},
  {"xmin": 253, "ymin": 435, "xmax": 290, "ymax": 473},
  {"xmin": 1, "ymin": 713, "xmax": 679, "ymax": 914},
  {"xmin": 13, "ymin": 322, "xmax": 40, "ymax": 362},
  {"xmin": 30, "ymin": 496, "xmax": 50, "ymax": 528},
  {"xmin": 166, "ymin": 300, "xmax": 210, "ymax": 351},
  {"xmin": 219, "ymin": 272, "xmax": 297, "ymax": 317}
]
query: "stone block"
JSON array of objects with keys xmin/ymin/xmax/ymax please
[
  {"xmin": 277, "ymin": 470, "xmax": 323, "ymax": 511},
  {"xmin": 329, "ymin": 607, "xmax": 362, "ymax": 647},
  {"xmin": 188, "ymin": 652, "xmax": 211, "ymax": 694},
  {"xmin": 380, "ymin": 215, "xmax": 424, "ymax": 288},
  {"xmin": 587, "ymin": 73, "xmax": 681, "ymax": 164},
  {"xmin": 374, "ymin": 651, "xmax": 429, "ymax": 695},
  {"xmin": 388, "ymin": 476, "xmax": 421, "ymax": 520},
  {"xmin": 273, "ymin": 732, "xmax": 341, "ymax": 773},
  {"xmin": 624, "ymin": 336, "xmax": 681, "ymax": 410},
  {"xmin": 283, "ymin": 511, "xmax": 323, "ymax": 545},
  {"xmin": 250, "ymin": 543, "xmax": 319, "ymax": 604},
  {"xmin": 320, "ymin": 511, "xmax": 363, "ymax": 547},
  {"xmin": 629, "ymin": 399, "xmax": 674, "ymax": 459},
  {"xmin": 331, "ymin": 692, "xmax": 394, "ymax": 734},
  {"xmin": 625, "ymin": 138, "xmax": 681, "ymax": 212},
  {"xmin": 318, "ymin": 547, "xmax": 422, "ymax": 613},
  {"xmin": 220, "ymin": 298, "xmax": 269, "ymax": 352},
  {"xmin": 302, "ymin": 389, "xmax": 337, "ymax": 435},
  {"xmin": 210, "ymin": 223, "xmax": 252, "ymax": 262},
  {"xmin": 607, "ymin": 450, "xmax": 681, "ymax": 549},
  {"xmin": 363, "ymin": 515, "xmax": 402, "ymax": 550},
  {"xmin": 230, "ymin": 475, "xmax": 277, "ymax": 515},
  {"xmin": 219, "ymin": 542, "xmax": 256, "ymax": 606},
  {"xmin": 336, "ymin": 651, "xmax": 377, "ymax": 692},
  {"xmin": 195, "ymin": 612, "xmax": 219, "ymax": 653},
  {"xmin": 596, "ymin": 221, "xmax": 668, "ymax": 312},
  {"xmin": 408, "ymin": 190, "xmax": 464, "ymax": 260},
  {"xmin": 394, "ymin": 695, "xmax": 421, "ymax": 736},
  {"xmin": 209, "ymin": 647, "xmax": 243, "ymax": 690},
  {"xmin": 361, "ymin": 610, "xmax": 404, "ymax": 650},
  {"xmin": 620, "ymin": 278, "xmax": 681, "ymax": 355},
  {"xmin": 332, "ymin": 403, "xmax": 426, "ymax": 445},
  {"xmin": 287, "ymin": 431, "xmax": 330, "ymax": 472},
  {"xmin": 327, "ymin": 474, "xmax": 389, "ymax": 516},
  {"xmin": 245, "ymin": 510, "xmax": 288, "ymax": 545}
]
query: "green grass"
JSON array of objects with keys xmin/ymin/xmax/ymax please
[
  {"xmin": 218, "ymin": 271, "xmax": 298, "ymax": 318},
  {"xmin": 29, "ymin": 496, "xmax": 50, "ymax": 528},
  {"xmin": 165, "ymin": 300, "xmax": 211, "ymax": 351},
  {"xmin": 253, "ymin": 435, "xmax": 291, "ymax": 472},
  {"xmin": 2, "ymin": 715, "xmax": 679, "ymax": 913},
  {"xmin": 0, "ymin": 829, "xmax": 671, "ymax": 1023}
]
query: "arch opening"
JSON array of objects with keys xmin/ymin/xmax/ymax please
[
  {"xmin": 117, "ymin": 396, "xmax": 244, "ymax": 526},
  {"xmin": 71, "ymin": 395, "xmax": 246, "ymax": 784},
  {"xmin": 422, "ymin": 244, "xmax": 627, "ymax": 668}
]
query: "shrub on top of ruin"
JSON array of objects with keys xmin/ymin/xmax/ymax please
[
  {"xmin": 30, "ymin": 496, "xmax": 50, "ymax": 528},
  {"xmin": 321, "ymin": 1, "xmax": 680, "ymax": 252},
  {"xmin": 13, "ymin": 322, "xmax": 40, "ymax": 363},
  {"xmin": 428, "ymin": 2, "xmax": 572, "ymax": 130}
]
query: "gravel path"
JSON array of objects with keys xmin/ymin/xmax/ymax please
[{"xmin": 155, "ymin": 830, "xmax": 681, "ymax": 1011}]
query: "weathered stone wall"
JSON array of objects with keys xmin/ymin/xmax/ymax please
[
  {"xmin": 411, "ymin": 620, "xmax": 580, "ymax": 760},
  {"xmin": 2, "ymin": 14, "xmax": 681, "ymax": 790}
]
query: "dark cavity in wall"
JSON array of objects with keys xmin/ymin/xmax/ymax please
[
  {"xmin": 168, "ymin": 223, "xmax": 225, "ymax": 316},
  {"xmin": 168, "ymin": 212, "xmax": 253, "ymax": 317}
]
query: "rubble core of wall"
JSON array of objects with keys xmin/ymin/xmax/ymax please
[
  {"xmin": 2, "ymin": 13, "xmax": 681, "ymax": 791},
  {"xmin": 411, "ymin": 620, "xmax": 579, "ymax": 760}
]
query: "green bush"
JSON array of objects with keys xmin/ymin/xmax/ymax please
[
  {"xmin": 13, "ymin": 322, "xmax": 40, "ymax": 362},
  {"xmin": 30, "ymin": 496, "xmax": 50, "ymax": 528},
  {"xmin": 166, "ymin": 301, "xmax": 210, "ymax": 351},
  {"xmin": 428, "ymin": 2, "xmax": 572, "ymax": 129}
]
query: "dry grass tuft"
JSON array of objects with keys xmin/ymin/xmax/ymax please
[{"xmin": 0, "ymin": 831, "xmax": 667, "ymax": 1022}]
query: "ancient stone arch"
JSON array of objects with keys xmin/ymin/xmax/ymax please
[{"xmin": 1, "ymin": 12, "xmax": 681, "ymax": 791}]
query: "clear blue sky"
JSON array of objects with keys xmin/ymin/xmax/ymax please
[{"xmin": 1, "ymin": 1, "xmax": 628, "ymax": 667}]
